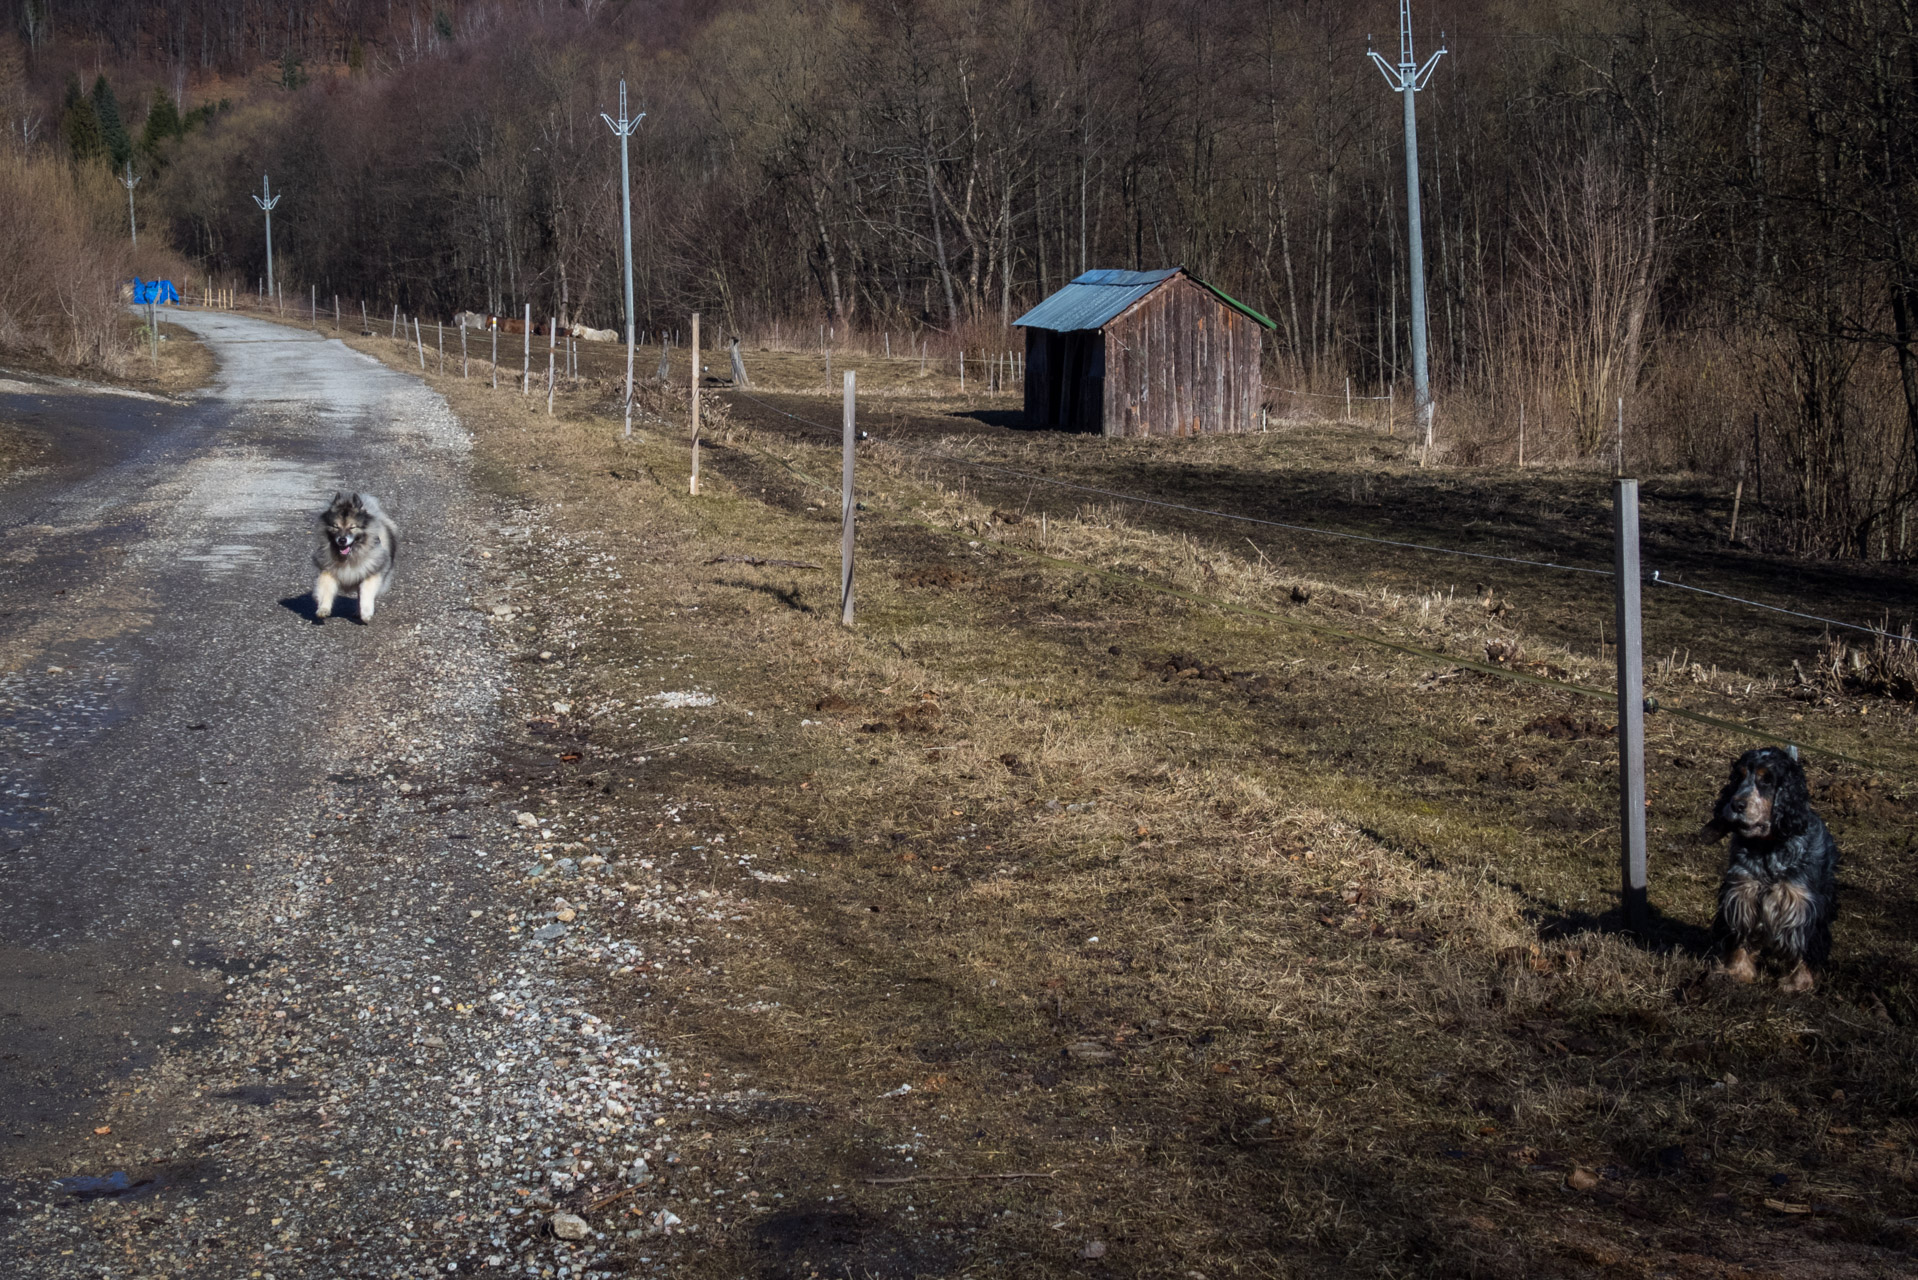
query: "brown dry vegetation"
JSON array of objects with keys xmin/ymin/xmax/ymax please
[
  {"xmin": 332, "ymin": 316, "xmax": 1918, "ymax": 1278},
  {"xmin": 0, "ymin": 148, "xmax": 188, "ymax": 376}
]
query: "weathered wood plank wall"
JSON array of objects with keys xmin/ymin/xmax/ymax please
[{"xmin": 1102, "ymin": 276, "xmax": 1262, "ymax": 437}]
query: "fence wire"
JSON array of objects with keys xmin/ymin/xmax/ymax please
[{"xmin": 722, "ymin": 386, "xmax": 1917, "ymax": 653}]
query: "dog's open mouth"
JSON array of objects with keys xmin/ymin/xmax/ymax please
[{"xmin": 333, "ymin": 537, "xmax": 357, "ymax": 553}]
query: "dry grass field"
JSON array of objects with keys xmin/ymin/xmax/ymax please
[{"xmin": 333, "ymin": 315, "xmax": 1918, "ymax": 1278}]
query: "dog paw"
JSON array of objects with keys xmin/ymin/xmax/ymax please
[
  {"xmin": 1715, "ymin": 948, "xmax": 1760, "ymax": 984},
  {"xmin": 1779, "ymin": 963, "xmax": 1817, "ymax": 994}
]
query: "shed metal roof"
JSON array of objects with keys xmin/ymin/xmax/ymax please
[{"xmin": 1013, "ymin": 266, "xmax": 1275, "ymax": 332}]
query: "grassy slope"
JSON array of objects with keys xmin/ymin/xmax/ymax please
[{"xmin": 342, "ymin": 317, "xmax": 1917, "ymax": 1279}]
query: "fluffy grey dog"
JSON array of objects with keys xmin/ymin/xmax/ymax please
[{"xmin": 312, "ymin": 491, "xmax": 398, "ymax": 623}]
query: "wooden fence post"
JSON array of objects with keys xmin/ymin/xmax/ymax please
[
  {"xmin": 1728, "ymin": 479, "xmax": 1744, "ymax": 545},
  {"xmin": 522, "ymin": 303, "xmax": 532, "ymax": 395},
  {"xmin": 690, "ymin": 311, "xmax": 702, "ymax": 494},
  {"xmin": 842, "ymin": 369, "xmax": 856, "ymax": 627},
  {"xmin": 413, "ymin": 317, "xmax": 425, "ymax": 369},
  {"xmin": 437, "ymin": 321, "xmax": 444, "ymax": 374},
  {"xmin": 1614, "ymin": 478, "xmax": 1649, "ymax": 934},
  {"xmin": 361, "ymin": 300, "xmax": 367, "ymax": 333},
  {"xmin": 547, "ymin": 319, "xmax": 556, "ymax": 415},
  {"xmin": 310, "ymin": 285, "xmax": 315, "ymax": 326},
  {"xmin": 391, "ymin": 305, "xmax": 399, "ymax": 339},
  {"xmin": 491, "ymin": 324, "xmax": 498, "ymax": 390},
  {"xmin": 334, "ymin": 294, "xmax": 340, "ymax": 331},
  {"xmin": 460, "ymin": 322, "xmax": 469, "ymax": 379}
]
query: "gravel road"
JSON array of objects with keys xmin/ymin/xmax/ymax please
[{"xmin": 0, "ymin": 314, "xmax": 706, "ymax": 1278}]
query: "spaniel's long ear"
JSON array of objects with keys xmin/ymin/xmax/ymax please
[{"xmin": 1773, "ymin": 752, "xmax": 1813, "ymax": 837}]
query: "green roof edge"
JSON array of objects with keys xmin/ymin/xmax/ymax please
[{"xmin": 1186, "ymin": 272, "xmax": 1277, "ymax": 330}]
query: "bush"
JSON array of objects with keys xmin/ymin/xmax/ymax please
[{"xmin": 0, "ymin": 150, "xmax": 183, "ymax": 373}]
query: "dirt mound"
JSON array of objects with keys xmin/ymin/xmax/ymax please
[
  {"xmin": 1144, "ymin": 652, "xmax": 1273, "ymax": 693},
  {"xmin": 898, "ymin": 563, "xmax": 977, "ymax": 590},
  {"xmin": 860, "ymin": 696, "xmax": 944, "ymax": 734},
  {"xmin": 1522, "ymin": 712, "xmax": 1616, "ymax": 740}
]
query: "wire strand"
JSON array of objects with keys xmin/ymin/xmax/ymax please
[
  {"xmin": 1263, "ymin": 385, "xmax": 1394, "ymax": 401},
  {"xmin": 1650, "ymin": 572, "xmax": 1913, "ymax": 644},
  {"xmin": 723, "ymin": 386, "xmax": 1613, "ymax": 578}
]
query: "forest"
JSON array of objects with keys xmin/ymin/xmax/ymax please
[{"xmin": 2, "ymin": 0, "xmax": 1917, "ymax": 558}]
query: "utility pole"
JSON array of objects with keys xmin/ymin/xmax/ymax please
[
  {"xmin": 1369, "ymin": 2, "xmax": 1445, "ymax": 450},
  {"xmin": 252, "ymin": 174, "xmax": 282, "ymax": 300},
  {"xmin": 601, "ymin": 80, "xmax": 645, "ymax": 438},
  {"xmin": 120, "ymin": 160, "xmax": 140, "ymax": 245}
]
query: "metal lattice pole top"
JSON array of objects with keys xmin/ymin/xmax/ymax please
[
  {"xmin": 601, "ymin": 80, "xmax": 646, "ymax": 438},
  {"xmin": 120, "ymin": 160, "xmax": 140, "ymax": 246},
  {"xmin": 251, "ymin": 174, "xmax": 283, "ymax": 299},
  {"xmin": 1368, "ymin": 3, "xmax": 1446, "ymax": 449}
]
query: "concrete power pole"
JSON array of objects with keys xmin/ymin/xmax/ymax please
[
  {"xmin": 252, "ymin": 174, "xmax": 282, "ymax": 300},
  {"xmin": 1369, "ymin": 1, "xmax": 1445, "ymax": 451},
  {"xmin": 601, "ymin": 80, "xmax": 646, "ymax": 439},
  {"xmin": 120, "ymin": 160, "xmax": 140, "ymax": 246}
]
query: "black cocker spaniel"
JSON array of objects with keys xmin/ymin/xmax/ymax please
[{"xmin": 1706, "ymin": 747, "xmax": 1838, "ymax": 993}]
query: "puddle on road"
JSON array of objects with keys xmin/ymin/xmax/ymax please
[{"xmin": 54, "ymin": 1158, "xmax": 217, "ymax": 1203}]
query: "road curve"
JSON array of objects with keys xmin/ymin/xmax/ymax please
[{"xmin": 0, "ymin": 314, "xmax": 559, "ymax": 1275}]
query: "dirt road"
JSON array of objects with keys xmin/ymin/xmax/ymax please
[{"xmin": 0, "ymin": 314, "xmax": 674, "ymax": 1277}]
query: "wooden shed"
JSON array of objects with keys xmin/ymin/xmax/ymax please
[{"xmin": 1014, "ymin": 267, "xmax": 1274, "ymax": 436}]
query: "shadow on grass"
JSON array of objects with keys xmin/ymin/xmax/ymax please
[{"xmin": 715, "ymin": 577, "xmax": 816, "ymax": 614}]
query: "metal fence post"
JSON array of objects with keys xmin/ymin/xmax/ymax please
[
  {"xmin": 1614, "ymin": 478, "xmax": 1649, "ymax": 933},
  {"xmin": 690, "ymin": 311, "xmax": 701, "ymax": 494},
  {"xmin": 842, "ymin": 369, "xmax": 856, "ymax": 627}
]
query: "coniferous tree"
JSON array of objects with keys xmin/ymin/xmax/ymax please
[
  {"xmin": 90, "ymin": 75, "xmax": 130, "ymax": 168},
  {"xmin": 61, "ymin": 73, "xmax": 105, "ymax": 164},
  {"xmin": 139, "ymin": 88, "xmax": 183, "ymax": 158}
]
